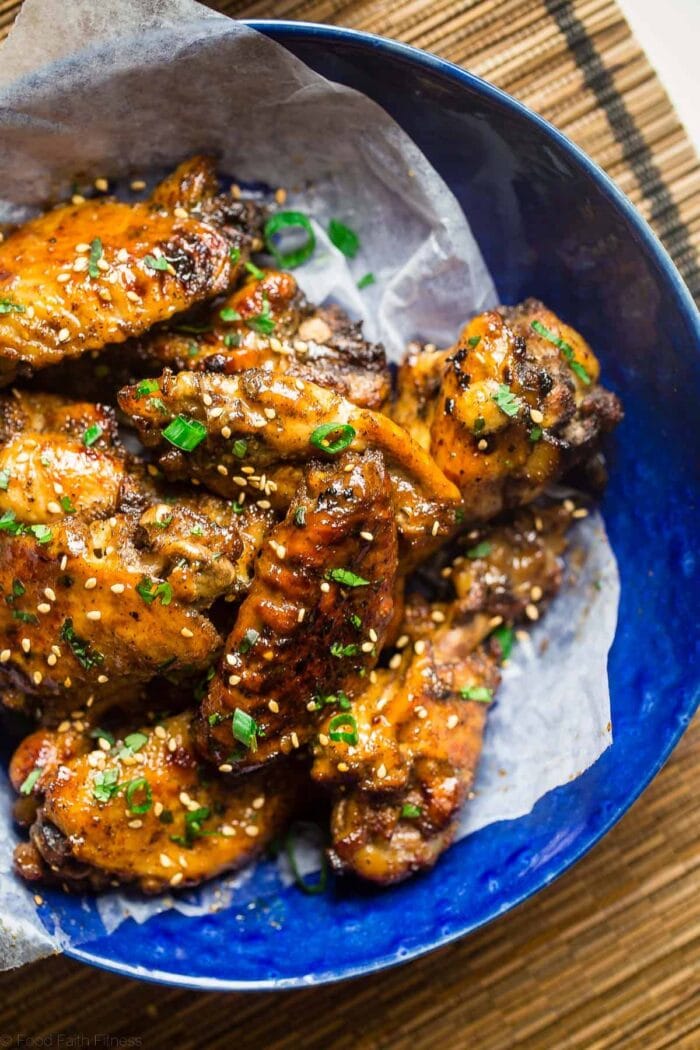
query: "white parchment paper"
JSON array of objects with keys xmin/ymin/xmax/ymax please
[{"xmin": 0, "ymin": 0, "xmax": 618, "ymax": 970}]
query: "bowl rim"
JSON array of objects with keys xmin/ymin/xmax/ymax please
[{"xmin": 63, "ymin": 18, "xmax": 700, "ymax": 991}]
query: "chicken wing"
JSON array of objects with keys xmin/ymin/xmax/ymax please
[
  {"xmin": 312, "ymin": 498, "xmax": 576, "ymax": 883},
  {"xmin": 0, "ymin": 390, "xmax": 132, "ymax": 523},
  {"xmin": 138, "ymin": 268, "xmax": 390, "ymax": 410},
  {"xmin": 0, "ymin": 156, "xmax": 264, "ymax": 384},
  {"xmin": 11, "ymin": 711, "xmax": 304, "ymax": 893},
  {"xmin": 196, "ymin": 450, "xmax": 399, "ymax": 771},
  {"xmin": 392, "ymin": 300, "xmax": 622, "ymax": 520},
  {"xmin": 118, "ymin": 368, "xmax": 461, "ymax": 562}
]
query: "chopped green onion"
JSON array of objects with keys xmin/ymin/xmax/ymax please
[
  {"xmin": 0, "ymin": 297, "xmax": 25, "ymax": 314},
  {"xmin": 357, "ymin": 272, "xmax": 375, "ymax": 290},
  {"xmin": 125, "ymin": 777, "xmax": 152, "ymax": 814},
  {"xmin": 238, "ymin": 628, "xmax": 259, "ymax": 654},
  {"xmin": 19, "ymin": 767, "xmax": 42, "ymax": 795},
  {"xmin": 330, "ymin": 642, "xmax": 359, "ymax": 658},
  {"xmin": 148, "ymin": 397, "xmax": 169, "ymax": 415},
  {"xmin": 92, "ymin": 768, "xmax": 120, "ymax": 803},
  {"xmin": 491, "ymin": 623, "xmax": 515, "ymax": 663},
  {"xmin": 88, "ymin": 237, "xmax": 103, "ymax": 279},
  {"xmin": 401, "ymin": 803, "xmax": 422, "ymax": 819},
  {"xmin": 13, "ymin": 610, "xmax": 38, "ymax": 624},
  {"xmin": 247, "ymin": 296, "xmax": 275, "ymax": 336},
  {"xmin": 124, "ymin": 732, "xmax": 148, "ymax": 753},
  {"xmin": 328, "ymin": 219, "xmax": 360, "ymax": 258},
  {"xmin": 0, "ymin": 510, "xmax": 19, "ymax": 533},
  {"xmin": 59, "ymin": 495, "xmax": 76, "ymax": 514},
  {"xmin": 466, "ymin": 540, "xmax": 492, "ymax": 559},
  {"xmin": 244, "ymin": 261, "xmax": 266, "ymax": 281},
  {"xmin": 328, "ymin": 712, "xmax": 358, "ymax": 746},
  {"xmin": 162, "ymin": 415, "xmax": 207, "ymax": 452},
  {"xmin": 12, "ymin": 578, "xmax": 25, "ymax": 598},
  {"xmin": 348, "ymin": 613, "xmax": 362, "ymax": 630},
  {"xmin": 468, "ymin": 335, "xmax": 482, "ymax": 348},
  {"xmin": 220, "ymin": 306, "xmax": 241, "ymax": 323},
  {"xmin": 135, "ymin": 378, "xmax": 160, "ymax": 398},
  {"xmin": 144, "ymin": 253, "xmax": 170, "ymax": 272},
  {"xmin": 231, "ymin": 500, "xmax": 244, "ymax": 514},
  {"xmin": 232, "ymin": 439, "xmax": 247, "ymax": 458},
  {"xmin": 531, "ymin": 319, "xmax": 592, "ymax": 385},
  {"xmin": 229, "ymin": 247, "xmax": 241, "ymax": 265},
  {"xmin": 264, "ymin": 211, "xmax": 316, "ymax": 269},
  {"xmin": 309, "ymin": 422, "xmax": 356, "ymax": 455},
  {"xmin": 60, "ymin": 618, "xmax": 105, "ymax": 670},
  {"xmin": 232, "ymin": 708, "xmax": 258, "ymax": 751},
  {"xmin": 492, "ymin": 384, "xmax": 522, "ymax": 418},
  {"xmin": 83, "ymin": 423, "xmax": 103, "ymax": 447},
  {"xmin": 529, "ymin": 426, "xmax": 543, "ymax": 443},
  {"xmin": 325, "ymin": 568, "xmax": 370, "ymax": 588},
  {"xmin": 159, "ymin": 809, "xmax": 174, "ymax": 825},
  {"xmin": 152, "ymin": 514, "xmax": 172, "ymax": 530},
  {"xmin": 136, "ymin": 577, "xmax": 172, "ymax": 607},
  {"xmin": 285, "ymin": 823, "xmax": 328, "ymax": 895},
  {"xmin": 294, "ymin": 506, "xmax": 306, "ymax": 527},
  {"xmin": 460, "ymin": 685, "xmax": 494, "ymax": 703},
  {"xmin": 0, "ymin": 470, "xmax": 9, "ymax": 490},
  {"xmin": 224, "ymin": 332, "xmax": 241, "ymax": 348}
]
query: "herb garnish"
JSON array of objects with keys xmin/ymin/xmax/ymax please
[
  {"xmin": 325, "ymin": 568, "xmax": 370, "ymax": 588},
  {"xmin": 531, "ymin": 319, "xmax": 592, "ymax": 385},
  {"xmin": 491, "ymin": 384, "xmax": 522, "ymax": 418},
  {"xmin": 328, "ymin": 219, "xmax": 360, "ymax": 258},
  {"xmin": 60, "ymin": 618, "xmax": 105, "ymax": 670},
  {"xmin": 309, "ymin": 422, "xmax": 356, "ymax": 455},
  {"xmin": 460, "ymin": 685, "xmax": 494, "ymax": 703},
  {"xmin": 83, "ymin": 423, "xmax": 103, "ymax": 447},
  {"xmin": 264, "ymin": 211, "xmax": 316, "ymax": 270},
  {"xmin": 88, "ymin": 237, "xmax": 103, "ymax": 278},
  {"xmin": 466, "ymin": 540, "xmax": 492, "ymax": 559},
  {"xmin": 357, "ymin": 272, "xmax": 375, "ymax": 290},
  {"xmin": 136, "ymin": 577, "xmax": 173, "ymax": 607},
  {"xmin": 162, "ymin": 415, "xmax": 207, "ymax": 452}
]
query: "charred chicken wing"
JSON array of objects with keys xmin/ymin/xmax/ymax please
[{"xmin": 0, "ymin": 156, "xmax": 263, "ymax": 384}]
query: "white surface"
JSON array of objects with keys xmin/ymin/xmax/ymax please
[{"xmin": 620, "ymin": 0, "xmax": 700, "ymax": 151}]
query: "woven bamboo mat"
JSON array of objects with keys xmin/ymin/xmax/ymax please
[{"xmin": 0, "ymin": 1, "xmax": 698, "ymax": 1047}]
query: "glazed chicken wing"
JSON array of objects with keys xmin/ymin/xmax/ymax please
[
  {"xmin": 392, "ymin": 300, "xmax": 622, "ymax": 520},
  {"xmin": 0, "ymin": 390, "xmax": 132, "ymax": 523},
  {"xmin": 0, "ymin": 156, "xmax": 264, "ymax": 384},
  {"xmin": 196, "ymin": 451, "xmax": 399, "ymax": 771},
  {"xmin": 139, "ymin": 268, "xmax": 390, "ymax": 409},
  {"xmin": 312, "ymin": 499, "xmax": 576, "ymax": 883},
  {"xmin": 118, "ymin": 368, "xmax": 461, "ymax": 562},
  {"xmin": 11, "ymin": 712, "xmax": 304, "ymax": 893}
]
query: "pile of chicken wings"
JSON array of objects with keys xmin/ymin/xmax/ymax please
[{"xmin": 0, "ymin": 158, "xmax": 622, "ymax": 894}]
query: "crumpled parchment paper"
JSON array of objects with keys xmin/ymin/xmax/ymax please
[{"xmin": 0, "ymin": 0, "xmax": 618, "ymax": 971}]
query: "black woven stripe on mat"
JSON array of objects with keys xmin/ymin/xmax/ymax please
[{"xmin": 546, "ymin": 0, "xmax": 698, "ymax": 300}]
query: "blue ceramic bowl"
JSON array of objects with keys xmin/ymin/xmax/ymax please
[{"xmin": 32, "ymin": 21, "xmax": 700, "ymax": 988}]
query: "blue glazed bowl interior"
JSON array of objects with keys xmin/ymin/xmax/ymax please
[{"xmin": 19, "ymin": 21, "xmax": 700, "ymax": 989}]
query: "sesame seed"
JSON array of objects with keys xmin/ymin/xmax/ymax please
[
  {"xmin": 241, "ymin": 466, "xmax": 255, "ymax": 475},
  {"xmin": 360, "ymin": 531, "xmax": 374, "ymax": 542},
  {"xmin": 369, "ymin": 628, "xmax": 378, "ymax": 643},
  {"xmin": 573, "ymin": 507, "xmax": 589, "ymax": 519},
  {"xmin": 34, "ymin": 895, "xmax": 44, "ymax": 906},
  {"xmin": 264, "ymin": 407, "xmax": 276, "ymax": 420},
  {"xmin": 228, "ymin": 675, "xmax": 241, "ymax": 686},
  {"xmin": 154, "ymin": 726, "xmax": 167, "ymax": 740},
  {"xmin": 57, "ymin": 273, "xmax": 71, "ymax": 284},
  {"xmin": 86, "ymin": 610, "xmax": 101, "ymax": 621},
  {"xmin": 233, "ymin": 475, "xmax": 247, "ymax": 486},
  {"xmin": 32, "ymin": 671, "xmax": 43, "ymax": 685},
  {"xmin": 525, "ymin": 603, "xmax": 540, "ymax": 621},
  {"xmin": 225, "ymin": 654, "xmax": 238, "ymax": 667},
  {"xmin": 174, "ymin": 206, "xmax": 188, "ymax": 219},
  {"xmin": 58, "ymin": 328, "xmax": 70, "ymax": 343},
  {"xmin": 218, "ymin": 763, "xmax": 233, "ymax": 773},
  {"xmin": 130, "ymin": 179, "xmax": 146, "ymax": 191},
  {"xmin": 159, "ymin": 853, "xmax": 172, "ymax": 868},
  {"xmin": 210, "ymin": 406, "xmax": 223, "ymax": 419},
  {"xmin": 57, "ymin": 721, "xmax": 70, "ymax": 733},
  {"xmin": 320, "ymin": 581, "xmax": 330, "ymax": 593},
  {"xmin": 179, "ymin": 792, "xmax": 191, "ymax": 807},
  {"xmin": 268, "ymin": 700, "xmax": 280, "ymax": 713},
  {"xmin": 71, "ymin": 194, "xmax": 85, "ymax": 205},
  {"xmin": 291, "ymin": 732, "xmax": 300, "ymax": 749},
  {"xmin": 431, "ymin": 609, "xmax": 446, "ymax": 623},
  {"xmin": 170, "ymin": 872, "xmax": 184, "ymax": 887},
  {"xmin": 217, "ymin": 464, "xmax": 229, "ymax": 476},
  {"xmin": 127, "ymin": 819, "xmax": 143, "ymax": 829},
  {"xmin": 59, "ymin": 556, "xmax": 68, "ymax": 571},
  {"xmin": 221, "ymin": 825, "xmax": 236, "ymax": 837},
  {"xmin": 369, "ymin": 670, "xmax": 377, "ymax": 684},
  {"xmin": 415, "ymin": 706, "xmax": 428, "ymax": 719},
  {"xmin": 37, "ymin": 603, "xmax": 51, "ymax": 614},
  {"xmin": 447, "ymin": 714, "xmax": 459, "ymax": 730},
  {"xmin": 530, "ymin": 585, "xmax": 543, "ymax": 602},
  {"xmin": 431, "ymin": 520, "xmax": 440, "ymax": 536},
  {"xmin": 244, "ymin": 824, "xmax": 259, "ymax": 838},
  {"xmin": 376, "ymin": 764, "xmax": 387, "ymax": 779},
  {"xmin": 257, "ymin": 500, "xmax": 271, "ymax": 510},
  {"xmin": 21, "ymin": 638, "xmax": 31, "ymax": 653},
  {"xmin": 126, "ymin": 290, "xmax": 140, "ymax": 303},
  {"xmin": 389, "ymin": 653, "xmax": 402, "ymax": 670},
  {"xmin": 84, "ymin": 577, "xmax": 97, "ymax": 590},
  {"xmin": 396, "ymin": 635, "xmax": 409, "ymax": 649},
  {"xmin": 94, "ymin": 177, "xmax": 109, "ymax": 192},
  {"xmin": 478, "ymin": 439, "xmax": 488, "ymax": 451},
  {"xmin": 97, "ymin": 674, "xmax": 109, "ymax": 684},
  {"xmin": 530, "ymin": 408, "xmax": 544, "ymax": 424},
  {"xmin": 297, "ymin": 608, "xmax": 306, "ymax": 623},
  {"xmin": 361, "ymin": 641, "xmax": 374, "ymax": 653},
  {"xmin": 563, "ymin": 499, "xmax": 575, "ymax": 513},
  {"xmin": 488, "ymin": 615, "xmax": 503, "ymax": 630},
  {"xmin": 414, "ymin": 639, "xmax": 426, "ymax": 655},
  {"xmin": 221, "ymin": 425, "xmax": 232, "ymax": 439},
  {"xmin": 337, "ymin": 762, "xmax": 349, "ymax": 773},
  {"xmin": 110, "ymin": 583, "xmax": 125, "ymax": 594},
  {"xmin": 181, "ymin": 627, "xmax": 194, "ymax": 638},
  {"xmin": 47, "ymin": 653, "xmax": 57, "ymax": 667}
]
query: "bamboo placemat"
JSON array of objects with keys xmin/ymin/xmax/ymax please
[{"xmin": 0, "ymin": 2, "xmax": 698, "ymax": 1047}]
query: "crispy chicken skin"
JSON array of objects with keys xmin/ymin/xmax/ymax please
[
  {"xmin": 312, "ymin": 499, "xmax": 576, "ymax": 883},
  {"xmin": 0, "ymin": 157, "xmax": 264, "ymax": 385},
  {"xmin": 140, "ymin": 269, "xmax": 390, "ymax": 409},
  {"xmin": 0, "ymin": 390, "xmax": 131, "ymax": 523},
  {"xmin": 196, "ymin": 451, "xmax": 399, "ymax": 771},
  {"xmin": 392, "ymin": 300, "xmax": 622, "ymax": 520},
  {"xmin": 0, "ymin": 503, "xmax": 246, "ymax": 721},
  {"xmin": 118, "ymin": 368, "xmax": 461, "ymax": 561},
  {"xmin": 12, "ymin": 712, "xmax": 304, "ymax": 893}
]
